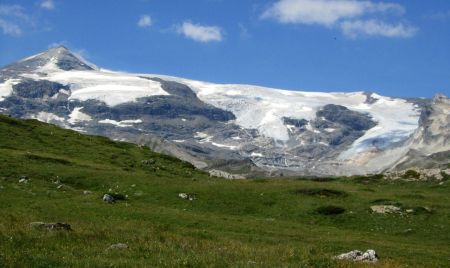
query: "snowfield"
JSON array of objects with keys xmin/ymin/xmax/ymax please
[
  {"xmin": 149, "ymin": 75, "xmax": 421, "ymax": 159},
  {"xmin": 21, "ymin": 60, "xmax": 170, "ymax": 106}
]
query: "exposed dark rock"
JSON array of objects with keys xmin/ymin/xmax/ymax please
[
  {"xmin": 316, "ymin": 104, "xmax": 376, "ymax": 131},
  {"xmin": 13, "ymin": 79, "xmax": 69, "ymax": 99},
  {"xmin": 282, "ymin": 117, "xmax": 308, "ymax": 127}
]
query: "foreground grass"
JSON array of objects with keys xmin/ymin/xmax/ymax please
[{"xmin": 0, "ymin": 115, "xmax": 449, "ymax": 267}]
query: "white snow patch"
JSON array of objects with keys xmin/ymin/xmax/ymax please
[
  {"xmin": 68, "ymin": 107, "xmax": 92, "ymax": 124},
  {"xmin": 172, "ymin": 140, "xmax": 185, "ymax": 143},
  {"xmin": 251, "ymin": 152, "xmax": 264, "ymax": 157},
  {"xmin": 181, "ymin": 118, "xmax": 187, "ymax": 122},
  {"xmin": 286, "ymin": 124, "xmax": 296, "ymax": 132},
  {"xmin": 211, "ymin": 142, "xmax": 238, "ymax": 150},
  {"xmin": 98, "ymin": 119, "xmax": 142, "ymax": 128},
  {"xmin": 0, "ymin": 79, "xmax": 20, "ymax": 101},
  {"xmin": 194, "ymin": 132, "xmax": 209, "ymax": 139},
  {"xmin": 324, "ymin": 128, "xmax": 336, "ymax": 133},
  {"xmin": 27, "ymin": 69, "xmax": 169, "ymax": 106},
  {"xmin": 31, "ymin": 112, "xmax": 65, "ymax": 123}
]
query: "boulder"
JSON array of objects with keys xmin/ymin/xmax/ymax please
[
  {"xmin": 18, "ymin": 176, "xmax": 28, "ymax": 184},
  {"xmin": 370, "ymin": 205, "xmax": 401, "ymax": 214},
  {"xmin": 335, "ymin": 249, "xmax": 378, "ymax": 262},
  {"xmin": 103, "ymin": 194, "xmax": 115, "ymax": 203}
]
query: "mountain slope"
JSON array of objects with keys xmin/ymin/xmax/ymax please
[{"xmin": 0, "ymin": 46, "xmax": 448, "ymax": 175}]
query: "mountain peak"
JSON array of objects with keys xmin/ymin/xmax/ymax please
[
  {"xmin": 1, "ymin": 46, "xmax": 96, "ymax": 75},
  {"xmin": 38, "ymin": 46, "xmax": 96, "ymax": 71}
]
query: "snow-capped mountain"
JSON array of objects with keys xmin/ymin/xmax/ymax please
[{"xmin": 1, "ymin": 46, "xmax": 448, "ymax": 176}]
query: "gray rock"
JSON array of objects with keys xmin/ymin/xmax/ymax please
[
  {"xmin": 18, "ymin": 176, "xmax": 28, "ymax": 184},
  {"xmin": 29, "ymin": 222, "xmax": 72, "ymax": 231},
  {"xmin": 109, "ymin": 243, "xmax": 128, "ymax": 250},
  {"xmin": 335, "ymin": 249, "xmax": 378, "ymax": 262},
  {"xmin": 209, "ymin": 169, "xmax": 246, "ymax": 179},
  {"xmin": 370, "ymin": 205, "xmax": 401, "ymax": 214},
  {"xmin": 178, "ymin": 193, "xmax": 196, "ymax": 201},
  {"xmin": 102, "ymin": 194, "xmax": 115, "ymax": 203}
]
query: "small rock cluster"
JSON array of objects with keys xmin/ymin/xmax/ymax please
[
  {"xmin": 209, "ymin": 169, "xmax": 246, "ymax": 180},
  {"xmin": 335, "ymin": 249, "xmax": 378, "ymax": 263},
  {"xmin": 370, "ymin": 205, "xmax": 401, "ymax": 214},
  {"xmin": 29, "ymin": 222, "xmax": 72, "ymax": 231},
  {"xmin": 178, "ymin": 193, "xmax": 196, "ymax": 201},
  {"xmin": 385, "ymin": 168, "xmax": 450, "ymax": 181},
  {"xmin": 108, "ymin": 243, "xmax": 128, "ymax": 250}
]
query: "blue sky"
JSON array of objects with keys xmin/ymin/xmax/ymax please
[{"xmin": 0, "ymin": 0, "xmax": 449, "ymax": 97}]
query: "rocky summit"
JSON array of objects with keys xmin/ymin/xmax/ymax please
[{"xmin": 0, "ymin": 46, "xmax": 449, "ymax": 176}]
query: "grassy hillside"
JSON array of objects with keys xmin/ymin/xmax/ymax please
[{"xmin": 0, "ymin": 115, "xmax": 449, "ymax": 267}]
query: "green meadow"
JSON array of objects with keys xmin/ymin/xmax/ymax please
[{"xmin": 0, "ymin": 115, "xmax": 449, "ymax": 267}]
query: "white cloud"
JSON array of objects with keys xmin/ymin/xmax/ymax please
[
  {"xmin": 176, "ymin": 21, "xmax": 223, "ymax": 43},
  {"xmin": 261, "ymin": 0, "xmax": 415, "ymax": 38},
  {"xmin": 137, "ymin": 15, "xmax": 152, "ymax": 28},
  {"xmin": 340, "ymin": 20, "xmax": 417, "ymax": 38},
  {"xmin": 0, "ymin": 4, "xmax": 29, "ymax": 36},
  {"xmin": 426, "ymin": 10, "xmax": 450, "ymax": 21},
  {"xmin": 40, "ymin": 0, "xmax": 55, "ymax": 10},
  {"xmin": 0, "ymin": 18, "xmax": 22, "ymax": 36}
]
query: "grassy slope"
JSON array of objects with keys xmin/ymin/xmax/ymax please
[{"xmin": 0, "ymin": 115, "xmax": 449, "ymax": 267}]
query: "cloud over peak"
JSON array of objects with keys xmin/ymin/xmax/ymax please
[
  {"xmin": 262, "ymin": 0, "xmax": 416, "ymax": 38},
  {"xmin": 176, "ymin": 21, "xmax": 223, "ymax": 43}
]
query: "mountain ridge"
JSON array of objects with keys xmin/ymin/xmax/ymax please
[{"xmin": 0, "ymin": 47, "xmax": 448, "ymax": 176}]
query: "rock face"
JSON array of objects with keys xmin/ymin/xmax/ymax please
[
  {"xmin": 0, "ymin": 47, "xmax": 448, "ymax": 176},
  {"xmin": 335, "ymin": 249, "xmax": 378, "ymax": 263}
]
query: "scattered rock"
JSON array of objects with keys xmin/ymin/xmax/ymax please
[
  {"xmin": 109, "ymin": 243, "xmax": 128, "ymax": 250},
  {"xmin": 29, "ymin": 222, "xmax": 72, "ymax": 231},
  {"xmin": 18, "ymin": 176, "xmax": 29, "ymax": 184},
  {"xmin": 56, "ymin": 184, "xmax": 65, "ymax": 190},
  {"xmin": 209, "ymin": 169, "xmax": 246, "ymax": 180},
  {"xmin": 406, "ymin": 209, "xmax": 415, "ymax": 213},
  {"xmin": 370, "ymin": 205, "xmax": 401, "ymax": 214},
  {"xmin": 385, "ymin": 168, "xmax": 450, "ymax": 181},
  {"xmin": 178, "ymin": 193, "xmax": 196, "ymax": 201},
  {"xmin": 83, "ymin": 190, "xmax": 93, "ymax": 195},
  {"xmin": 103, "ymin": 194, "xmax": 115, "ymax": 203},
  {"xmin": 335, "ymin": 249, "xmax": 378, "ymax": 263}
]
